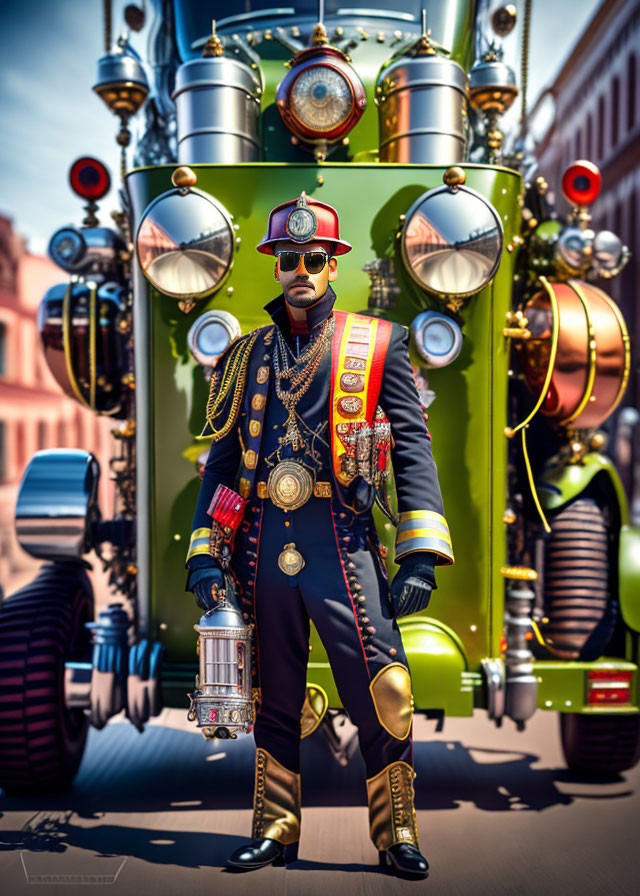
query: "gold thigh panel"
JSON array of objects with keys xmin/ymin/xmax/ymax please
[{"xmin": 369, "ymin": 662, "xmax": 413, "ymax": 741}]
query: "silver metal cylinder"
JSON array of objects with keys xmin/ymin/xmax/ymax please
[
  {"xmin": 504, "ymin": 580, "xmax": 539, "ymax": 728},
  {"xmin": 173, "ymin": 57, "xmax": 262, "ymax": 163},
  {"xmin": 376, "ymin": 54, "xmax": 467, "ymax": 164}
]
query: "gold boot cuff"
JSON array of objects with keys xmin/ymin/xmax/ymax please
[
  {"xmin": 366, "ymin": 760, "xmax": 419, "ymax": 851},
  {"xmin": 252, "ymin": 748, "xmax": 301, "ymax": 845}
]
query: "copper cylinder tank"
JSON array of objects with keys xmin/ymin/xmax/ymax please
[{"xmin": 518, "ymin": 280, "xmax": 630, "ymax": 429}]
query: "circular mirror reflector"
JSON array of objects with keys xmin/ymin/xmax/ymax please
[
  {"xmin": 401, "ymin": 185, "xmax": 503, "ymax": 298},
  {"xmin": 136, "ymin": 189, "xmax": 234, "ymax": 299}
]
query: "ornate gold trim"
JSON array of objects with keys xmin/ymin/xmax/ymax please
[
  {"xmin": 366, "ymin": 761, "xmax": 419, "ymax": 850},
  {"xmin": 252, "ymin": 748, "xmax": 301, "ymax": 845}
]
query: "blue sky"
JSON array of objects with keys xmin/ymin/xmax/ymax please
[{"xmin": 0, "ymin": 0, "xmax": 602, "ymax": 254}]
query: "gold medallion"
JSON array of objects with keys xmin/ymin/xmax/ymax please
[
  {"xmin": 252, "ymin": 394, "xmax": 266, "ymax": 411},
  {"xmin": 249, "ymin": 419, "xmax": 261, "ymax": 437},
  {"xmin": 244, "ymin": 449, "xmax": 257, "ymax": 469},
  {"xmin": 257, "ymin": 366, "xmax": 269, "ymax": 384},
  {"xmin": 267, "ymin": 461, "xmax": 314, "ymax": 510},
  {"xmin": 338, "ymin": 395, "xmax": 363, "ymax": 417},
  {"xmin": 340, "ymin": 372, "xmax": 365, "ymax": 393},
  {"xmin": 278, "ymin": 543, "xmax": 305, "ymax": 576}
]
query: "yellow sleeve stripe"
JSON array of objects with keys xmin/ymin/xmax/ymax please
[
  {"xmin": 396, "ymin": 526, "xmax": 453, "ymax": 547},
  {"xmin": 186, "ymin": 527, "xmax": 212, "ymax": 562}
]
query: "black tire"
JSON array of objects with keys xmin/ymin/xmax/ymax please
[
  {"xmin": 0, "ymin": 562, "xmax": 94, "ymax": 795},
  {"xmin": 560, "ymin": 711, "xmax": 640, "ymax": 776}
]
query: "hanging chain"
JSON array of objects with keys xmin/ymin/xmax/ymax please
[
  {"xmin": 519, "ymin": 0, "xmax": 532, "ymax": 137},
  {"xmin": 273, "ymin": 316, "xmax": 334, "ymax": 449},
  {"xmin": 104, "ymin": 0, "xmax": 112, "ymax": 52}
]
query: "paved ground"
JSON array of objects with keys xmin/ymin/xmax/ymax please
[{"xmin": 1, "ymin": 705, "xmax": 639, "ymax": 896}]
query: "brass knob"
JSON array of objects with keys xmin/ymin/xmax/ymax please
[
  {"xmin": 443, "ymin": 166, "xmax": 466, "ymax": 187},
  {"xmin": 172, "ymin": 166, "xmax": 197, "ymax": 188},
  {"xmin": 491, "ymin": 4, "xmax": 517, "ymax": 37}
]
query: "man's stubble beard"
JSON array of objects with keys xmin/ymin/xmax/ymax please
[{"xmin": 284, "ymin": 285, "xmax": 318, "ymax": 307}]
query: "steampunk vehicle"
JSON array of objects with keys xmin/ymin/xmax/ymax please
[{"xmin": 1, "ymin": 0, "xmax": 639, "ymax": 795}]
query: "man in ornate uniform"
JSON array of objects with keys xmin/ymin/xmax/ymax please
[{"xmin": 185, "ymin": 193, "xmax": 453, "ymax": 879}]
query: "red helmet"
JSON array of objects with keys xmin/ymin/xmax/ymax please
[{"xmin": 256, "ymin": 191, "xmax": 352, "ymax": 256}]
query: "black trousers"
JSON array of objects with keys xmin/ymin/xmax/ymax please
[{"xmin": 235, "ymin": 493, "xmax": 414, "ymax": 777}]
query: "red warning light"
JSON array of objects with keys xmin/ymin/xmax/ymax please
[
  {"xmin": 561, "ymin": 160, "xmax": 601, "ymax": 206},
  {"xmin": 69, "ymin": 157, "xmax": 111, "ymax": 201}
]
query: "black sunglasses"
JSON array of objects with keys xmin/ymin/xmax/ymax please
[{"xmin": 275, "ymin": 249, "xmax": 331, "ymax": 274}]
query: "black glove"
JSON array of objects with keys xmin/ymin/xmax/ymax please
[
  {"xmin": 389, "ymin": 553, "xmax": 437, "ymax": 619},
  {"xmin": 189, "ymin": 565, "xmax": 224, "ymax": 613}
]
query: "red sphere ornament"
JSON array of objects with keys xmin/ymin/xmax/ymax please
[
  {"xmin": 561, "ymin": 160, "xmax": 602, "ymax": 206},
  {"xmin": 69, "ymin": 157, "xmax": 111, "ymax": 201}
]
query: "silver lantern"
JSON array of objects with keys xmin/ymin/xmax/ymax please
[{"xmin": 187, "ymin": 596, "xmax": 254, "ymax": 740}]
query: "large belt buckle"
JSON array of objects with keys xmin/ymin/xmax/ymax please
[{"xmin": 267, "ymin": 461, "xmax": 314, "ymax": 511}]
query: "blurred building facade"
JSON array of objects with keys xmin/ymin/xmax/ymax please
[
  {"xmin": 0, "ymin": 214, "xmax": 114, "ymax": 587},
  {"xmin": 535, "ymin": 0, "xmax": 639, "ymax": 505}
]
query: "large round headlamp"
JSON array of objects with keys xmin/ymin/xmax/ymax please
[
  {"xmin": 136, "ymin": 188, "xmax": 234, "ymax": 299},
  {"xmin": 188, "ymin": 310, "xmax": 241, "ymax": 369},
  {"xmin": 400, "ymin": 179, "xmax": 503, "ymax": 300},
  {"xmin": 276, "ymin": 46, "xmax": 366, "ymax": 146},
  {"xmin": 49, "ymin": 227, "xmax": 87, "ymax": 272},
  {"xmin": 410, "ymin": 311, "xmax": 463, "ymax": 369}
]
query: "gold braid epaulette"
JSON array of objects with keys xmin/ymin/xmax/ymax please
[{"xmin": 202, "ymin": 331, "xmax": 260, "ymax": 440}]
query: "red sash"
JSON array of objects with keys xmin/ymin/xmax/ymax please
[{"xmin": 330, "ymin": 310, "xmax": 393, "ymax": 484}]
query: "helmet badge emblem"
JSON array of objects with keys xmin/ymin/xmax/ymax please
[{"xmin": 285, "ymin": 191, "xmax": 318, "ymax": 243}]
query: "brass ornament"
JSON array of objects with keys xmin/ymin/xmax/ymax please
[
  {"xmin": 278, "ymin": 543, "xmax": 306, "ymax": 576},
  {"xmin": 178, "ymin": 298, "xmax": 196, "ymax": 314},
  {"xmin": 171, "ymin": 166, "xmax": 198, "ymax": 188},
  {"xmin": 252, "ymin": 393, "xmax": 266, "ymax": 411},
  {"xmin": 257, "ymin": 366, "xmax": 269, "ymax": 384},
  {"xmin": 244, "ymin": 449, "xmax": 258, "ymax": 469},
  {"xmin": 249, "ymin": 419, "xmax": 261, "ymax": 437},
  {"xmin": 443, "ymin": 166, "xmax": 466, "ymax": 188},
  {"xmin": 238, "ymin": 477, "xmax": 251, "ymax": 499},
  {"xmin": 267, "ymin": 461, "xmax": 313, "ymax": 510}
]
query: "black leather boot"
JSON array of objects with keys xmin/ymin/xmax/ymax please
[
  {"xmin": 226, "ymin": 837, "xmax": 299, "ymax": 871},
  {"xmin": 379, "ymin": 843, "xmax": 429, "ymax": 879}
]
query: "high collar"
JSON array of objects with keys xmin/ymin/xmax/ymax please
[{"xmin": 264, "ymin": 284, "xmax": 337, "ymax": 335}]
